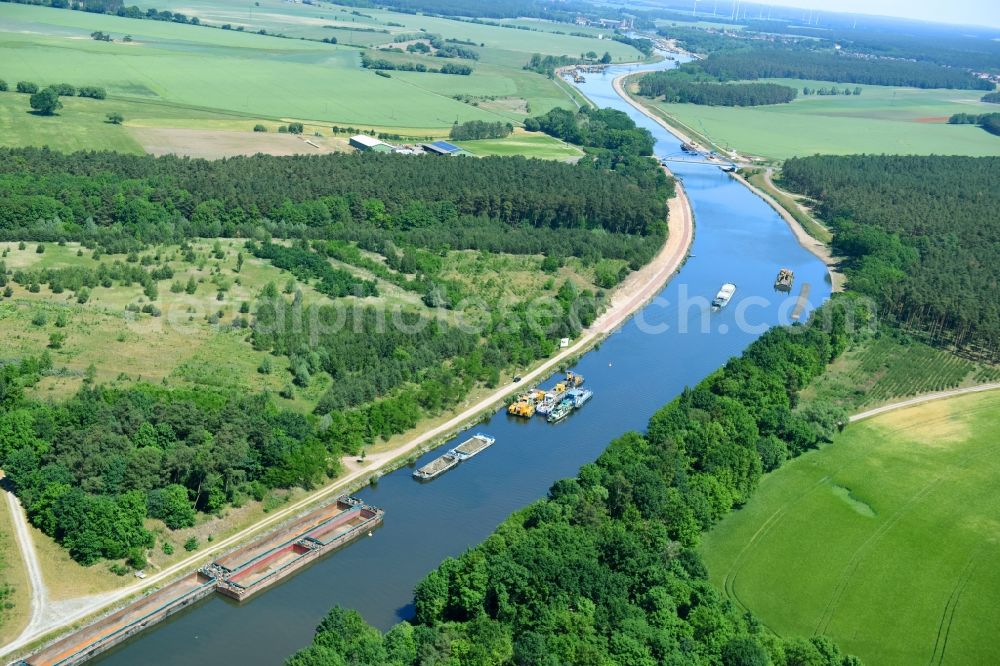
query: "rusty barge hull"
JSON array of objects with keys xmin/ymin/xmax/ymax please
[
  {"xmin": 216, "ymin": 505, "xmax": 383, "ymax": 602},
  {"xmin": 25, "ymin": 573, "xmax": 216, "ymax": 666},
  {"xmin": 22, "ymin": 497, "xmax": 383, "ymax": 666}
]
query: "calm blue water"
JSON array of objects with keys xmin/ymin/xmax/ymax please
[{"xmin": 93, "ymin": 57, "xmax": 832, "ymax": 665}]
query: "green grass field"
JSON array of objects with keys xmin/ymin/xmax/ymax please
[
  {"xmin": 702, "ymin": 390, "xmax": 1000, "ymax": 665},
  {"xmin": 0, "ymin": 2, "xmax": 636, "ymax": 153},
  {"xmin": 455, "ymin": 132, "xmax": 584, "ymax": 160},
  {"xmin": 144, "ymin": 0, "xmax": 640, "ymax": 63},
  {"xmin": 0, "ymin": 2, "xmax": 636, "ymax": 137},
  {"xmin": 649, "ymin": 78, "xmax": 1000, "ymax": 160}
]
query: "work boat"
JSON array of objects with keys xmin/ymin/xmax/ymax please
[{"xmin": 712, "ymin": 283, "xmax": 737, "ymax": 309}]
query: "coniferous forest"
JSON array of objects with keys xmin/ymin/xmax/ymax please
[
  {"xmin": 0, "ymin": 148, "xmax": 667, "ymax": 248},
  {"xmin": 637, "ymin": 76, "xmax": 798, "ymax": 106},
  {"xmin": 781, "ymin": 155, "xmax": 1000, "ymax": 353}
]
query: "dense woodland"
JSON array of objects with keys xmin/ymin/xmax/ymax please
[
  {"xmin": 781, "ymin": 155, "xmax": 1000, "ymax": 353},
  {"xmin": 657, "ymin": 25, "xmax": 991, "ymax": 90},
  {"xmin": 0, "ymin": 365, "xmax": 337, "ymax": 564},
  {"xmin": 738, "ymin": 23, "xmax": 1000, "ymax": 72},
  {"xmin": 0, "ymin": 148, "xmax": 666, "ymax": 248},
  {"xmin": 680, "ymin": 48, "xmax": 991, "ymax": 90},
  {"xmin": 287, "ymin": 298, "xmax": 867, "ymax": 666},
  {"xmin": 660, "ymin": 21, "xmax": 1000, "ymax": 74},
  {"xmin": 983, "ymin": 92, "xmax": 1000, "ymax": 104},
  {"xmin": 524, "ymin": 106, "xmax": 656, "ymax": 157},
  {"xmin": 638, "ymin": 74, "xmax": 797, "ymax": 106}
]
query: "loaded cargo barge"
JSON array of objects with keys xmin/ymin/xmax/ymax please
[
  {"xmin": 450, "ymin": 433, "xmax": 495, "ymax": 460},
  {"xmin": 20, "ymin": 497, "xmax": 382, "ymax": 666},
  {"xmin": 413, "ymin": 434, "xmax": 495, "ymax": 481},
  {"xmin": 211, "ymin": 497, "xmax": 383, "ymax": 602}
]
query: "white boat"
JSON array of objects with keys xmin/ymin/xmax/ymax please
[
  {"xmin": 535, "ymin": 392, "xmax": 558, "ymax": 415},
  {"xmin": 567, "ymin": 388, "xmax": 592, "ymax": 408},
  {"xmin": 712, "ymin": 283, "xmax": 736, "ymax": 309}
]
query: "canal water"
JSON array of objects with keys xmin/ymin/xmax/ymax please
[{"xmin": 94, "ymin": 56, "xmax": 832, "ymax": 665}]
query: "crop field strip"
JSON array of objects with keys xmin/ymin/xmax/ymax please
[
  {"xmin": 650, "ymin": 78, "xmax": 998, "ymax": 160},
  {"xmin": 702, "ymin": 390, "xmax": 1000, "ymax": 665}
]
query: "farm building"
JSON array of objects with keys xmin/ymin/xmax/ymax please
[
  {"xmin": 421, "ymin": 140, "xmax": 468, "ymax": 156},
  {"xmin": 350, "ymin": 135, "xmax": 395, "ymax": 153}
]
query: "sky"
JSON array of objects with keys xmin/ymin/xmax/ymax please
[{"xmin": 752, "ymin": 0, "xmax": 1000, "ymax": 29}]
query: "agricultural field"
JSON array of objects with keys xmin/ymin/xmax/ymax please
[
  {"xmin": 701, "ymin": 389, "xmax": 1000, "ymax": 665},
  {"xmin": 647, "ymin": 78, "xmax": 999, "ymax": 160},
  {"xmin": 0, "ymin": 1, "xmax": 640, "ymax": 153},
  {"xmin": 801, "ymin": 333, "xmax": 999, "ymax": 411},
  {"xmin": 453, "ymin": 131, "xmax": 585, "ymax": 160},
  {"xmin": 143, "ymin": 0, "xmax": 640, "ymax": 63}
]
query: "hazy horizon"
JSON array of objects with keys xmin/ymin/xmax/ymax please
[{"xmin": 734, "ymin": 0, "xmax": 1000, "ymax": 30}]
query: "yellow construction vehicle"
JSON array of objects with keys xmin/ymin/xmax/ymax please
[
  {"xmin": 565, "ymin": 371, "xmax": 584, "ymax": 387},
  {"xmin": 507, "ymin": 401, "xmax": 535, "ymax": 418},
  {"xmin": 553, "ymin": 382, "xmax": 568, "ymax": 393}
]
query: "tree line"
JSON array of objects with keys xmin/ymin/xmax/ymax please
[
  {"xmin": 683, "ymin": 47, "xmax": 992, "ymax": 90},
  {"xmin": 983, "ymin": 92, "xmax": 1000, "ymax": 104},
  {"xmin": 948, "ymin": 112, "xmax": 1000, "ymax": 136},
  {"xmin": 638, "ymin": 74, "xmax": 797, "ymax": 106},
  {"xmin": 333, "ymin": 0, "xmax": 588, "ymax": 21},
  {"xmin": 781, "ymin": 155, "xmax": 1000, "ymax": 354},
  {"xmin": 286, "ymin": 297, "xmax": 868, "ymax": 666},
  {"xmin": 361, "ymin": 52, "xmax": 473, "ymax": 75},
  {"xmin": 523, "ymin": 53, "xmax": 582, "ymax": 76},
  {"xmin": 448, "ymin": 120, "xmax": 513, "ymax": 141},
  {"xmin": 0, "ymin": 148, "xmax": 667, "ymax": 249},
  {"xmin": 0, "ymin": 79, "xmax": 106, "ymax": 99},
  {"xmin": 523, "ymin": 106, "xmax": 656, "ymax": 157}
]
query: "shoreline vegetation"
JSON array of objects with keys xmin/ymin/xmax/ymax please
[{"xmin": 0, "ymin": 162, "xmax": 697, "ymax": 663}]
